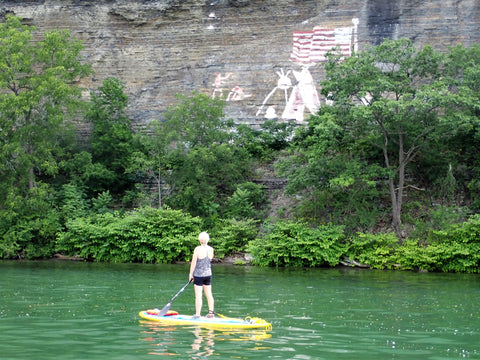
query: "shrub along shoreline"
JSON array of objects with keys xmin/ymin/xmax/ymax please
[{"xmin": 51, "ymin": 206, "xmax": 480, "ymax": 273}]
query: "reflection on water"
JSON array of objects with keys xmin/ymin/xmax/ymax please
[
  {"xmin": 140, "ymin": 321, "xmax": 272, "ymax": 358},
  {"xmin": 191, "ymin": 328, "xmax": 215, "ymax": 358}
]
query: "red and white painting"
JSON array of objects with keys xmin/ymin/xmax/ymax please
[{"xmin": 257, "ymin": 18, "xmax": 359, "ymax": 122}]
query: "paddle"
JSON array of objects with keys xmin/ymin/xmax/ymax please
[{"xmin": 157, "ymin": 279, "xmax": 192, "ymax": 316}]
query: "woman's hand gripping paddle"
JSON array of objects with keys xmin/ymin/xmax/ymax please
[{"xmin": 157, "ymin": 280, "xmax": 192, "ymax": 316}]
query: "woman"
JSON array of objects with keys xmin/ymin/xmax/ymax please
[{"xmin": 189, "ymin": 231, "xmax": 215, "ymax": 318}]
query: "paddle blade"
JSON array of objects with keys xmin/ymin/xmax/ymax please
[
  {"xmin": 157, "ymin": 302, "xmax": 171, "ymax": 317},
  {"xmin": 157, "ymin": 280, "xmax": 191, "ymax": 317}
]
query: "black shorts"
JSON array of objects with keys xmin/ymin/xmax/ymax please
[{"xmin": 193, "ymin": 276, "xmax": 212, "ymax": 286}]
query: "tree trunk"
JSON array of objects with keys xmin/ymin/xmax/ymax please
[
  {"xmin": 28, "ymin": 166, "xmax": 35, "ymax": 190},
  {"xmin": 383, "ymin": 132, "xmax": 404, "ymax": 239},
  {"xmin": 158, "ymin": 166, "xmax": 162, "ymax": 208},
  {"xmin": 28, "ymin": 142, "xmax": 35, "ymax": 190},
  {"xmin": 394, "ymin": 138, "xmax": 406, "ymax": 239}
]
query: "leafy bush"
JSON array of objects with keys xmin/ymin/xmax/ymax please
[
  {"xmin": 395, "ymin": 240, "xmax": 440, "ymax": 271},
  {"xmin": 408, "ymin": 205, "xmax": 468, "ymax": 241},
  {"xmin": 247, "ymin": 221, "xmax": 346, "ymax": 267},
  {"xmin": 0, "ymin": 185, "xmax": 61, "ymax": 259},
  {"xmin": 233, "ymin": 120, "xmax": 295, "ymax": 161},
  {"xmin": 348, "ymin": 216, "xmax": 480, "ymax": 273},
  {"xmin": 59, "ymin": 182, "xmax": 91, "ymax": 224},
  {"xmin": 422, "ymin": 215, "xmax": 480, "ymax": 273},
  {"xmin": 346, "ymin": 232, "xmax": 399, "ymax": 269},
  {"xmin": 210, "ymin": 218, "xmax": 258, "ymax": 258},
  {"xmin": 56, "ymin": 206, "xmax": 202, "ymax": 263},
  {"xmin": 225, "ymin": 182, "xmax": 267, "ymax": 220}
]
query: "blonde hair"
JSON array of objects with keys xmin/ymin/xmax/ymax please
[{"xmin": 198, "ymin": 231, "xmax": 210, "ymax": 244}]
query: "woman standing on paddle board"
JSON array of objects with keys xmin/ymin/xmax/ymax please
[{"xmin": 189, "ymin": 232, "xmax": 215, "ymax": 318}]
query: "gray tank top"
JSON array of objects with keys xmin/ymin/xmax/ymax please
[{"xmin": 193, "ymin": 256, "xmax": 212, "ymax": 277}]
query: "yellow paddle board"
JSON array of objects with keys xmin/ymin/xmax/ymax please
[{"xmin": 139, "ymin": 309, "xmax": 272, "ymax": 330}]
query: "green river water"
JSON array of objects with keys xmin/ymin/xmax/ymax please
[{"xmin": 0, "ymin": 260, "xmax": 479, "ymax": 359}]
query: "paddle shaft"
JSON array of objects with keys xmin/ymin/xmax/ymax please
[{"xmin": 158, "ymin": 279, "xmax": 192, "ymax": 316}]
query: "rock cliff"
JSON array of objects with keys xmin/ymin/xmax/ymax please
[{"xmin": 2, "ymin": 0, "xmax": 480, "ymax": 126}]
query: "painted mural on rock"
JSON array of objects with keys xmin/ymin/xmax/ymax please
[
  {"xmin": 209, "ymin": 18, "xmax": 359, "ymax": 123},
  {"xmin": 261, "ymin": 18, "xmax": 359, "ymax": 122},
  {"xmin": 211, "ymin": 72, "xmax": 252, "ymax": 102},
  {"xmin": 3, "ymin": 0, "xmax": 479, "ymax": 128}
]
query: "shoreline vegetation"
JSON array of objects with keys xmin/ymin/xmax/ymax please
[
  {"xmin": 4, "ymin": 202, "xmax": 480, "ymax": 273},
  {"xmin": 39, "ymin": 206, "xmax": 480, "ymax": 273},
  {"xmin": 2, "ymin": 16, "xmax": 480, "ymax": 273}
]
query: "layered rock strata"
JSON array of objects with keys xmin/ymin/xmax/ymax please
[{"xmin": 2, "ymin": 0, "xmax": 479, "ymax": 126}]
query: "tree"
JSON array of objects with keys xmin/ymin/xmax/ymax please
[
  {"xmin": 128, "ymin": 119, "xmax": 169, "ymax": 208},
  {"xmin": 155, "ymin": 92, "xmax": 252, "ymax": 218},
  {"xmin": 442, "ymin": 44, "xmax": 480, "ymax": 210},
  {"xmin": 280, "ymin": 39, "xmax": 470, "ymax": 238},
  {"xmin": 0, "ymin": 15, "xmax": 91, "ymax": 196},
  {"xmin": 276, "ymin": 107, "xmax": 385, "ymax": 230},
  {"xmin": 86, "ymin": 77, "xmax": 137, "ymax": 200},
  {"xmin": 0, "ymin": 15, "xmax": 92, "ymax": 258},
  {"xmin": 163, "ymin": 91, "xmax": 233, "ymax": 147},
  {"xmin": 234, "ymin": 120, "xmax": 296, "ymax": 161}
]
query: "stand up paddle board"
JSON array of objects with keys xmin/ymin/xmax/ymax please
[{"xmin": 139, "ymin": 309, "xmax": 272, "ymax": 330}]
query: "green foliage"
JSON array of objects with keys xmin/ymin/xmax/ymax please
[
  {"xmin": 1, "ymin": 25, "xmax": 480, "ymax": 275},
  {"xmin": 225, "ymin": 182, "xmax": 267, "ymax": 220},
  {"xmin": 347, "ymin": 215, "xmax": 480, "ymax": 273},
  {"xmin": 86, "ymin": 77, "xmax": 137, "ymax": 199},
  {"xmin": 157, "ymin": 92, "xmax": 252, "ymax": 218},
  {"xmin": 166, "ymin": 143, "xmax": 250, "ymax": 217},
  {"xmin": 0, "ymin": 15, "xmax": 91, "ymax": 202},
  {"xmin": 393, "ymin": 239, "xmax": 440, "ymax": 272},
  {"xmin": 0, "ymin": 184, "xmax": 61, "ymax": 259},
  {"xmin": 60, "ymin": 151, "xmax": 115, "ymax": 195},
  {"xmin": 210, "ymin": 218, "xmax": 259, "ymax": 258},
  {"xmin": 60, "ymin": 182, "xmax": 90, "ymax": 220},
  {"xmin": 0, "ymin": 15, "xmax": 93, "ymax": 259},
  {"xmin": 127, "ymin": 119, "xmax": 169, "ymax": 208},
  {"xmin": 422, "ymin": 215, "xmax": 480, "ymax": 273},
  {"xmin": 434, "ymin": 164, "xmax": 457, "ymax": 203},
  {"xmin": 92, "ymin": 191, "xmax": 113, "ymax": 214},
  {"xmin": 56, "ymin": 207, "xmax": 202, "ymax": 263},
  {"xmin": 247, "ymin": 221, "xmax": 346, "ymax": 267},
  {"xmin": 346, "ymin": 232, "xmax": 400, "ymax": 269},
  {"xmin": 467, "ymin": 179, "xmax": 480, "ymax": 211},
  {"xmin": 282, "ymin": 39, "xmax": 478, "ymax": 237},
  {"xmin": 277, "ymin": 112, "xmax": 385, "ymax": 231},
  {"xmin": 408, "ymin": 205, "xmax": 469, "ymax": 241},
  {"xmin": 164, "ymin": 91, "xmax": 231, "ymax": 147},
  {"xmin": 234, "ymin": 120, "xmax": 295, "ymax": 161}
]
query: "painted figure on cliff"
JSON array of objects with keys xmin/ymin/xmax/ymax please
[
  {"xmin": 227, "ymin": 85, "xmax": 252, "ymax": 101},
  {"xmin": 211, "ymin": 73, "xmax": 251, "ymax": 101},
  {"xmin": 282, "ymin": 64, "xmax": 319, "ymax": 122},
  {"xmin": 211, "ymin": 72, "xmax": 232, "ymax": 99},
  {"xmin": 256, "ymin": 68, "xmax": 292, "ymax": 117},
  {"xmin": 257, "ymin": 18, "xmax": 359, "ymax": 122},
  {"xmin": 256, "ymin": 66, "xmax": 320, "ymax": 122}
]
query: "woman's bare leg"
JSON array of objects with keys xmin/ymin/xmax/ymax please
[
  {"xmin": 194, "ymin": 284, "xmax": 203, "ymax": 316},
  {"xmin": 203, "ymin": 285, "xmax": 214, "ymax": 314}
]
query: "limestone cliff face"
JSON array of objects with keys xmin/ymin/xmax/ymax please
[{"xmin": 2, "ymin": 0, "xmax": 480, "ymax": 126}]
